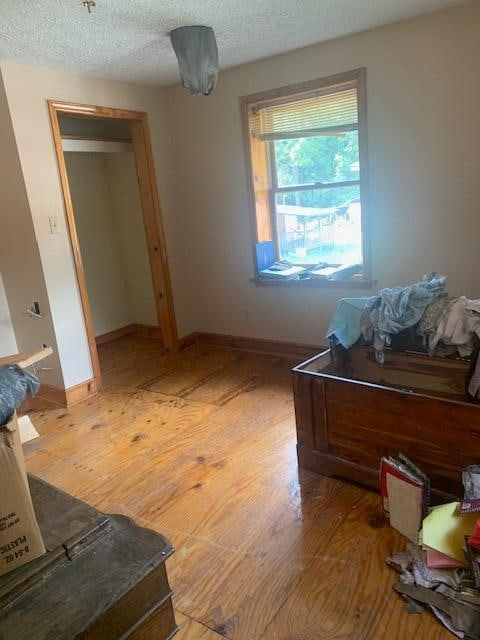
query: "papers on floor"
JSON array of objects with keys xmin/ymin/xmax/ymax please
[
  {"xmin": 460, "ymin": 498, "xmax": 480, "ymax": 514},
  {"xmin": 380, "ymin": 454, "xmax": 429, "ymax": 544},
  {"xmin": 422, "ymin": 502, "xmax": 477, "ymax": 564},
  {"xmin": 383, "ymin": 456, "xmax": 480, "ymax": 639},
  {"xmin": 426, "ymin": 549, "xmax": 466, "ymax": 570}
]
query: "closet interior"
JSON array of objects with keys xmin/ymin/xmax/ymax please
[{"xmin": 60, "ymin": 115, "xmax": 158, "ymax": 346}]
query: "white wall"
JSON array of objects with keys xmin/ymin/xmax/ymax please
[
  {"xmin": 64, "ymin": 151, "xmax": 157, "ymax": 336},
  {"xmin": 0, "ymin": 274, "xmax": 18, "ymax": 357},
  {"xmin": 163, "ymin": 2, "xmax": 480, "ymax": 346},
  {"xmin": 0, "ymin": 62, "xmax": 187, "ymax": 387}
]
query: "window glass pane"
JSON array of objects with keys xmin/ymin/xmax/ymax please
[
  {"xmin": 275, "ymin": 186, "xmax": 362, "ymax": 265},
  {"xmin": 273, "ymin": 131, "xmax": 359, "ymax": 188}
]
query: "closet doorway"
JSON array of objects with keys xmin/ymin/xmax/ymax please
[{"xmin": 49, "ymin": 101, "xmax": 178, "ymax": 391}]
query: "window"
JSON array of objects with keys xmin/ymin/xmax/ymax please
[{"xmin": 241, "ymin": 69, "xmax": 369, "ymax": 284}]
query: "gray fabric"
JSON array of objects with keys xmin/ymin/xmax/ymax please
[
  {"xmin": 361, "ymin": 273, "xmax": 447, "ymax": 363},
  {"xmin": 418, "ymin": 295, "xmax": 456, "ymax": 344},
  {"xmin": 170, "ymin": 26, "xmax": 218, "ymax": 96}
]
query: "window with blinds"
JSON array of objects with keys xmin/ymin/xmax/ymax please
[
  {"xmin": 250, "ymin": 87, "xmax": 358, "ymax": 140},
  {"xmin": 241, "ymin": 68, "xmax": 369, "ymax": 283}
]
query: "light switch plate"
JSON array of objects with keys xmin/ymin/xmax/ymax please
[{"xmin": 49, "ymin": 216, "xmax": 60, "ymax": 234}]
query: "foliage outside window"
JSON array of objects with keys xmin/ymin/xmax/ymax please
[{"xmin": 241, "ymin": 69, "xmax": 369, "ymax": 283}]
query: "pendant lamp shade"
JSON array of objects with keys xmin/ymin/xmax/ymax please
[{"xmin": 170, "ymin": 26, "xmax": 219, "ymax": 96}]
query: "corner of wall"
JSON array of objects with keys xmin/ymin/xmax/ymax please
[{"xmin": 0, "ymin": 64, "xmax": 64, "ymax": 388}]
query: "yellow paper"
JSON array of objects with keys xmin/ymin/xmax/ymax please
[{"xmin": 422, "ymin": 501, "xmax": 478, "ymax": 563}]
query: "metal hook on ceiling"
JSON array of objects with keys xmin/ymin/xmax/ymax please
[{"xmin": 82, "ymin": 1, "xmax": 96, "ymax": 14}]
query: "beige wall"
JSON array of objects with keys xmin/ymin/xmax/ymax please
[
  {"xmin": 65, "ymin": 152, "xmax": 131, "ymax": 337},
  {"xmin": 0, "ymin": 73, "xmax": 61, "ymax": 384},
  {"xmin": 0, "ymin": 274, "xmax": 18, "ymax": 357},
  {"xmin": 163, "ymin": 2, "xmax": 480, "ymax": 345},
  {"xmin": 1, "ymin": 2, "xmax": 479, "ymax": 387},
  {"xmin": 0, "ymin": 62, "xmax": 188, "ymax": 387},
  {"xmin": 65, "ymin": 151, "xmax": 157, "ymax": 336},
  {"xmin": 104, "ymin": 152, "xmax": 157, "ymax": 328}
]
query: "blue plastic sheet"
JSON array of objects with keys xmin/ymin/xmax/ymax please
[{"xmin": 0, "ymin": 365, "xmax": 40, "ymax": 426}]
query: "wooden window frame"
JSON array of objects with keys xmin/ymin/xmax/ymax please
[{"xmin": 240, "ymin": 68, "xmax": 371, "ymax": 288}]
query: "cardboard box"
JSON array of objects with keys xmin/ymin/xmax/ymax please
[{"xmin": 0, "ymin": 412, "xmax": 45, "ymax": 576}]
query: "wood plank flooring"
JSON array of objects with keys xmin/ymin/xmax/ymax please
[{"xmin": 23, "ymin": 336, "xmax": 450, "ymax": 639}]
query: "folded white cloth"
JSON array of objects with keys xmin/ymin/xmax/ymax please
[{"xmin": 430, "ymin": 296, "xmax": 480, "ymax": 357}]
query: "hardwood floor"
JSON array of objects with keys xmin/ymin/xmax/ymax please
[{"xmin": 23, "ymin": 336, "xmax": 450, "ymax": 639}]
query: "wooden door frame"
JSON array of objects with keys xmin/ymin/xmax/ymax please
[{"xmin": 48, "ymin": 100, "xmax": 179, "ymax": 390}]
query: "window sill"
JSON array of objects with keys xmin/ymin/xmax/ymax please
[{"xmin": 252, "ymin": 276, "xmax": 374, "ymax": 289}]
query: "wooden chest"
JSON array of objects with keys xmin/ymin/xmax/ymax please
[
  {"xmin": 293, "ymin": 347, "xmax": 480, "ymax": 496},
  {"xmin": 0, "ymin": 476, "xmax": 177, "ymax": 640}
]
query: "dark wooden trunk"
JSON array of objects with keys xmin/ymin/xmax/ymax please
[
  {"xmin": 293, "ymin": 347, "xmax": 480, "ymax": 496},
  {"xmin": 0, "ymin": 476, "xmax": 177, "ymax": 640}
]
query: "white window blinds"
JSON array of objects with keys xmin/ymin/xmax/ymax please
[{"xmin": 250, "ymin": 86, "xmax": 358, "ymax": 141}]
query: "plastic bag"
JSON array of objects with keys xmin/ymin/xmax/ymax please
[
  {"xmin": 170, "ymin": 26, "xmax": 218, "ymax": 96},
  {"xmin": 0, "ymin": 365, "xmax": 40, "ymax": 426}
]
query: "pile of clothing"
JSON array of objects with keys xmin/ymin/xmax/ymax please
[
  {"xmin": 385, "ymin": 463, "xmax": 480, "ymax": 639},
  {"xmin": 326, "ymin": 273, "xmax": 480, "ymax": 399}
]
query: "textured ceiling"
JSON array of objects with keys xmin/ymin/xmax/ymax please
[{"xmin": 0, "ymin": 0, "xmax": 467, "ymax": 86}]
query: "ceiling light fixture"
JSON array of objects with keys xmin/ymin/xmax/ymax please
[
  {"xmin": 170, "ymin": 26, "xmax": 218, "ymax": 96},
  {"xmin": 82, "ymin": 1, "xmax": 96, "ymax": 13}
]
